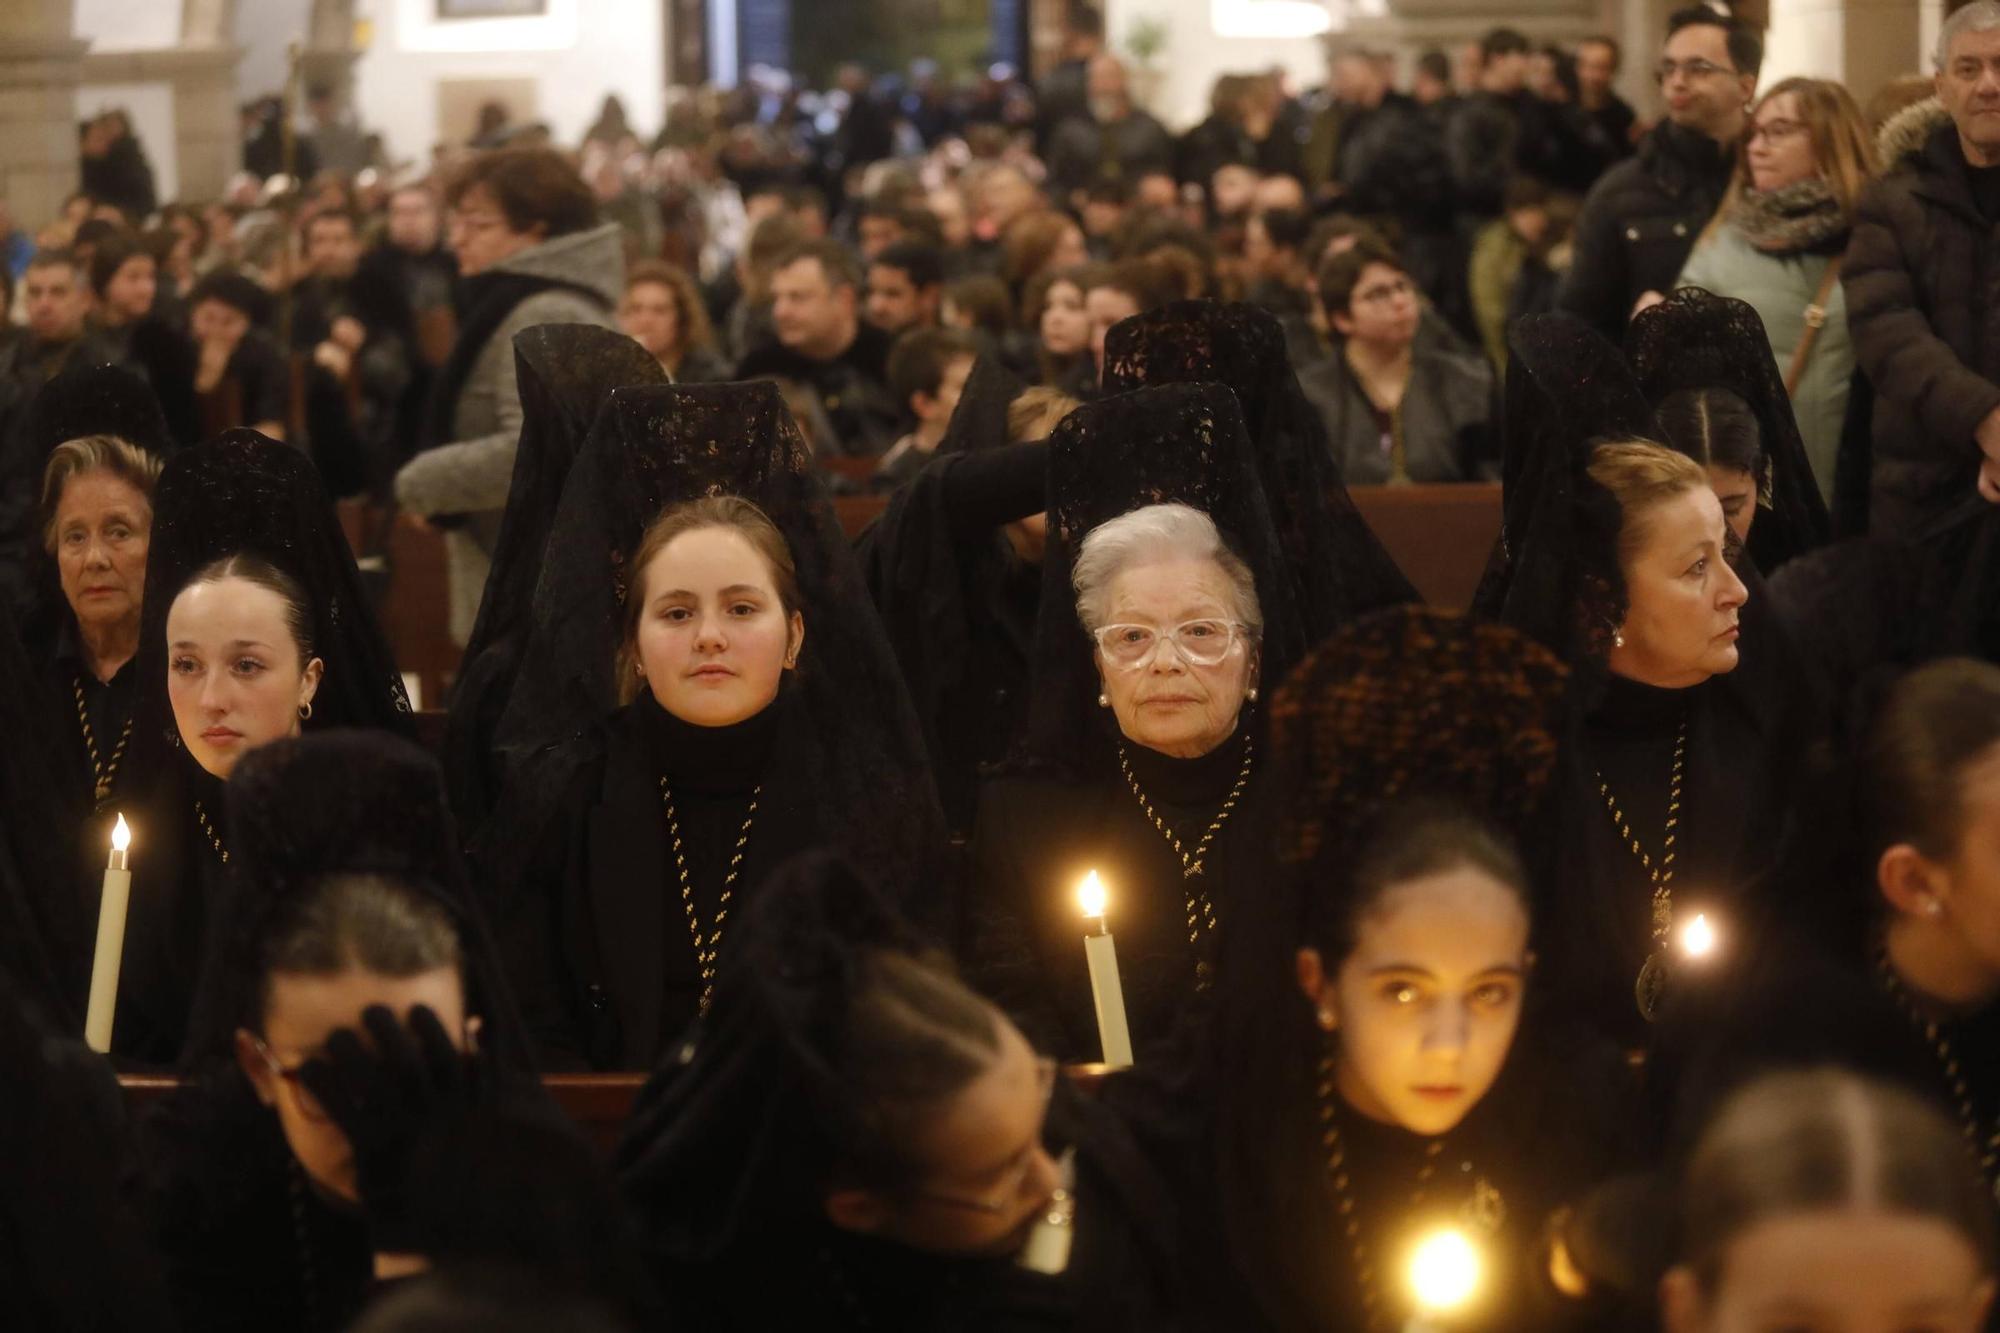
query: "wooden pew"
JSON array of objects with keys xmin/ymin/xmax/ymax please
[{"xmin": 1349, "ymin": 483, "xmax": 1502, "ymax": 611}]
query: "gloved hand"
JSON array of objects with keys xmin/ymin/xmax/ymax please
[{"xmin": 298, "ymin": 1003, "xmax": 485, "ymax": 1255}]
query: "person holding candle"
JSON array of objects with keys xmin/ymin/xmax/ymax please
[
  {"xmin": 111, "ymin": 430, "xmax": 412, "ymax": 1064},
  {"xmin": 479, "ymin": 381, "xmax": 944, "ymax": 1071},
  {"xmin": 1659, "ymin": 1069, "xmax": 1995, "ymax": 1333},
  {"xmin": 617, "ymin": 849, "xmax": 1180, "ymax": 1332},
  {"xmin": 137, "ymin": 731, "xmax": 647, "ymax": 1331},
  {"xmin": 1136, "ymin": 607, "xmax": 1640, "ymax": 1333},
  {"xmin": 970, "ymin": 382, "xmax": 1336, "ymax": 1062},
  {"xmin": 1474, "ymin": 313, "xmax": 1820, "ymax": 1050}
]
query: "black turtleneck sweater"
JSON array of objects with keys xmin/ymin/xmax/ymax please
[
  {"xmin": 969, "ymin": 717, "xmax": 1275, "ymax": 1062},
  {"xmin": 640, "ymin": 687, "xmax": 782, "ymax": 934}
]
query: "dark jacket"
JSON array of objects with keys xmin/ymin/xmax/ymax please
[
  {"xmin": 1297, "ymin": 346, "xmax": 1496, "ymax": 485},
  {"xmin": 1557, "ymin": 120, "xmax": 1735, "ymax": 338},
  {"xmin": 1046, "ymin": 110, "xmax": 1177, "ymax": 200},
  {"xmin": 1843, "ymin": 100, "xmax": 2000, "ymax": 538},
  {"xmin": 1447, "ymin": 90, "xmax": 1537, "ymax": 221},
  {"xmin": 1331, "ymin": 93, "xmax": 1455, "ymax": 234}
]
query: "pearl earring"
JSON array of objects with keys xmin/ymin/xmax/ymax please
[
  {"xmin": 1317, "ymin": 1007, "xmax": 1336, "ymax": 1031},
  {"xmin": 1247, "ymin": 687, "xmax": 1259, "ymax": 703},
  {"xmin": 1613, "ymin": 629, "xmax": 1625, "ymax": 649},
  {"xmin": 1926, "ymin": 898, "xmax": 1944, "ymax": 919},
  {"xmin": 1098, "ymin": 692, "xmax": 1110, "ymax": 708}
]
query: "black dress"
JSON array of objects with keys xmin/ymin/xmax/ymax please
[
  {"xmin": 502, "ymin": 688, "xmax": 826, "ymax": 1071},
  {"xmin": 971, "ymin": 719, "xmax": 1275, "ymax": 1062}
]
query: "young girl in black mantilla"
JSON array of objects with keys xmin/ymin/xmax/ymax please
[{"xmin": 1139, "ymin": 609, "xmax": 1640, "ymax": 1333}]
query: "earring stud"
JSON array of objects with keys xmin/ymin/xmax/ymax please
[
  {"xmin": 1613, "ymin": 630, "xmax": 1625, "ymax": 649},
  {"xmin": 1097, "ymin": 692, "xmax": 1110, "ymax": 708}
]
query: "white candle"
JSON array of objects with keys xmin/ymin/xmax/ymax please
[
  {"xmin": 1681, "ymin": 912, "xmax": 1718, "ymax": 960},
  {"xmin": 1077, "ymin": 871, "xmax": 1134, "ymax": 1069},
  {"xmin": 84, "ymin": 814, "xmax": 133, "ymax": 1054},
  {"xmin": 1404, "ymin": 1225, "xmax": 1484, "ymax": 1333}
]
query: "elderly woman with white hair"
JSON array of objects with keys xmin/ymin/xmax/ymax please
[{"xmin": 968, "ymin": 381, "xmax": 1331, "ymax": 1064}]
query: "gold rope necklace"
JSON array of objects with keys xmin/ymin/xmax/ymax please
[
  {"xmin": 1875, "ymin": 945, "xmax": 2000, "ymax": 1198},
  {"xmin": 1314, "ymin": 1054, "xmax": 1504, "ymax": 1330},
  {"xmin": 193, "ymin": 800, "xmax": 230, "ymax": 864},
  {"xmin": 1595, "ymin": 715, "xmax": 1687, "ymax": 1021},
  {"xmin": 72, "ymin": 675, "xmax": 132, "ymax": 805},
  {"xmin": 659, "ymin": 779, "xmax": 761, "ymax": 1015},
  {"xmin": 1117, "ymin": 736, "xmax": 1253, "ymax": 990}
]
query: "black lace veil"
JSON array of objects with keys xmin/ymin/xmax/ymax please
[
  {"xmin": 1013, "ymin": 381, "xmax": 1305, "ymax": 779},
  {"xmin": 1101, "ymin": 299, "xmax": 1417, "ymax": 633},
  {"xmin": 1470, "ymin": 313, "xmax": 1662, "ymax": 670},
  {"xmin": 443, "ymin": 325, "xmax": 665, "ymax": 833},
  {"xmin": 1627, "ymin": 287, "xmax": 1829, "ymax": 573},
  {"xmin": 935, "ymin": 352, "xmax": 1023, "ymax": 457},
  {"xmin": 485, "ymin": 381, "xmax": 945, "ymax": 907}
]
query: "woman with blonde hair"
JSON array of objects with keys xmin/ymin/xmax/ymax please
[{"xmin": 1675, "ymin": 78, "xmax": 1879, "ymax": 505}]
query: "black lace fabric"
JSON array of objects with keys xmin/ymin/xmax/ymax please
[
  {"xmin": 1471, "ymin": 313, "xmax": 1662, "ymax": 672},
  {"xmin": 484, "ymin": 380, "xmax": 945, "ymax": 911},
  {"xmin": 444, "ymin": 325, "xmax": 665, "ymax": 834},
  {"xmin": 1627, "ymin": 287, "xmax": 1830, "ymax": 572},
  {"xmin": 1014, "ymin": 380, "xmax": 1305, "ymax": 779},
  {"xmin": 127, "ymin": 430, "xmax": 414, "ymax": 786},
  {"xmin": 24, "ymin": 360, "xmax": 176, "ymax": 462},
  {"xmin": 1102, "ymin": 300, "xmax": 1416, "ymax": 635}
]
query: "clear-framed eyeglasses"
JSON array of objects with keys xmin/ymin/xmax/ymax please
[
  {"xmin": 1093, "ymin": 619, "xmax": 1250, "ymax": 670},
  {"xmin": 906, "ymin": 1057, "xmax": 1059, "ymax": 1214},
  {"xmin": 1653, "ymin": 57, "xmax": 1735, "ymax": 85}
]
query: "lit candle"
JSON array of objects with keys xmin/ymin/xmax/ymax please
[
  {"xmin": 1077, "ymin": 871, "xmax": 1134, "ymax": 1069},
  {"xmin": 84, "ymin": 814, "xmax": 133, "ymax": 1054},
  {"xmin": 1680, "ymin": 912, "xmax": 1718, "ymax": 960},
  {"xmin": 1405, "ymin": 1225, "xmax": 1483, "ymax": 1332}
]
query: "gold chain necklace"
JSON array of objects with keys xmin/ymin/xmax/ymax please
[
  {"xmin": 72, "ymin": 675, "xmax": 132, "ymax": 805},
  {"xmin": 1875, "ymin": 946, "xmax": 2000, "ymax": 1198},
  {"xmin": 193, "ymin": 800, "xmax": 230, "ymax": 864},
  {"xmin": 1314, "ymin": 1054, "xmax": 1503, "ymax": 1330},
  {"xmin": 1117, "ymin": 737, "xmax": 1253, "ymax": 990},
  {"xmin": 659, "ymin": 779, "xmax": 761, "ymax": 1016},
  {"xmin": 1595, "ymin": 715, "xmax": 1688, "ymax": 1022}
]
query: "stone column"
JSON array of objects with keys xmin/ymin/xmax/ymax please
[{"xmin": 0, "ymin": 0, "xmax": 85, "ymax": 231}]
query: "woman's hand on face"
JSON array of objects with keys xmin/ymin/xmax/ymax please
[{"xmin": 297, "ymin": 1004, "xmax": 486, "ymax": 1256}]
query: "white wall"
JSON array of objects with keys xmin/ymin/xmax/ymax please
[
  {"xmin": 237, "ymin": 0, "xmax": 316, "ymax": 99},
  {"xmin": 74, "ymin": 0, "xmax": 182, "ymax": 52},
  {"xmin": 1107, "ymin": 0, "xmax": 1337, "ymax": 130},
  {"xmin": 353, "ymin": 0, "xmax": 664, "ymax": 163}
]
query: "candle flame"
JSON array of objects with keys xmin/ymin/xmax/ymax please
[
  {"xmin": 1409, "ymin": 1226, "xmax": 1482, "ymax": 1313},
  {"xmin": 1077, "ymin": 870, "xmax": 1106, "ymax": 920},
  {"xmin": 111, "ymin": 814, "xmax": 131, "ymax": 853},
  {"xmin": 1681, "ymin": 913, "xmax": 1717, "ymax": 959}
]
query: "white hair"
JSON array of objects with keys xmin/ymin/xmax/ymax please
[
  {"xmin": 1939, "ymin": 0, "xmax": 2000, "ymax": 67},
  {"xmin": 1071, "ymin": 502, "xmax": 1263, "ymax": 638}
]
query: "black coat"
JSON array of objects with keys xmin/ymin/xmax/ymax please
[
  {"xmin": 968, "ymin": 722, "xmax": 1277, "ymax": 1063},
  {"xmin": 1557, "ymin": 120, "xmax": 1735, "ymax": 338},
  {"xmin": 501, "ymin": 694, "xmax": 826, "ymax": 1071},
  {"xmin": 736, "ymin": 324, "xmax": 901, "ymax": 457},
  {"xmin": 1845, "ymin": 107, "xmax": 2000, "ymax": 538}
]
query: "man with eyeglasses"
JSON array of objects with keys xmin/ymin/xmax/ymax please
[
  {"xmin": 1846, "ymin": 0, "xmax": 2000, "ymax": 534},
  {"xmin": 1557, "ymin": 7, "xmax": 1759, "ymax": 338}
]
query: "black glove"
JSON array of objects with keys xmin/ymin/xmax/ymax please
[{"xmin": 297, "ymin": 1003, "xmax": 485, "ymax": 1255}]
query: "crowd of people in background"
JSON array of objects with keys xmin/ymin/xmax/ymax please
[{"xmin": 13, "ymin": 0, "xmax": 2000, "ymax": 1327}]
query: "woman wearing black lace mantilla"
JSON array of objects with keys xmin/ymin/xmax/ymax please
[
  {"xmin": 480, "ymin": 380, "xmax": 946, "ymax": 1072},
  {"xmin": 968, "ymin": 381, "xmax": 1395, "ymax": 1063}
]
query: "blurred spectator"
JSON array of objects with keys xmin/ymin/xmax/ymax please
[
  {"xmin": 941, "ymin": 273, "xmax": 1014, "ymax": 347},
  {"xmin": 875, "ymin": 327, "xmax": 980, "ymax": 490},
  {"xmin": 1, "ymin": 251, "xmax": 118, "ymax": 392},
  {"xmin": 1560, "ymin": 6, "xmax": 1758, "ymax": 336},
  {"xmin": 1022, "ymin": 265, "xmax": 1096, "ymax": 392},
  {"xmin": 187, "ymin": 269, "xmax": 287, "ymax": 440},
  {"xmin": 1412, "ymin": 50, "xmax": 1458, "ymax": 127},
  {"xmin": 305, "ymin": 86, "xmax": 370, "ymax": 176},
  {"xmin": 1576, "ymin": 37, "xmax": 1639, "ymax": 166},
  {"xmin": 1180, "ymin": 75, "xmax": 1260, "ymax": 190},
  {"xmin": 1000, "ymin": 210, "xmax": 1089, "ymax": 298},
  {"xmin": 1448, "ymin": 28, "xmax": 1541, "ymax": 226},
  {"xmin": 1300, "ymin": 239, "xmax": 1494, "ymax": 483},
  {"xmin": 1038, "ymin": 2, "xmax": 1108, "ymax": 151},
  {"xmin": 737, "ymin": 238, "xmax": 898, "ymax": 456},
  {"xmin": 619, "ymin": 259, "xmax": 728, "ymax": 382},
  {"xmin": 1470, "ymin": 177, "xmax": 1557, "ymax": 368},
  {"xmin": 1243, "ymin": 206, "xmax": 1323, "ymax": 367},
  {"xmin": 865, "ymin": 242, "xmax": 943, "ymax": 338},
  {"xmin": 1080, "ymin": 179, "xmax": 1130, "ymax": 256},
  {"xmin": 79, "ymin": 111, "xmax": 157, "ymax": 222},
  {"xmin": 1083, "ymin": 257, "xmax": 1174, "ymax": 377},
  {"xmin": 86, "ymin": 232, "xmax": 158, "ymax": 336},
  {"xmin": 1677, "ymin": 78, "xmax": 1876, "ymax": 504},
  {"xmin": 0, "ymin": 201, "xmax": 30, "ymax": 280},
  {"xmin": 394, "ymin": 147, "xmax": 622, "ymax": 645},
  {"xmin": 1047, "ymin": 55, "xmax": 1176, "ymax": 205},
  {"xmin": 241, "ymin": 95, "xmax": 318, "ymax": 182}
]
